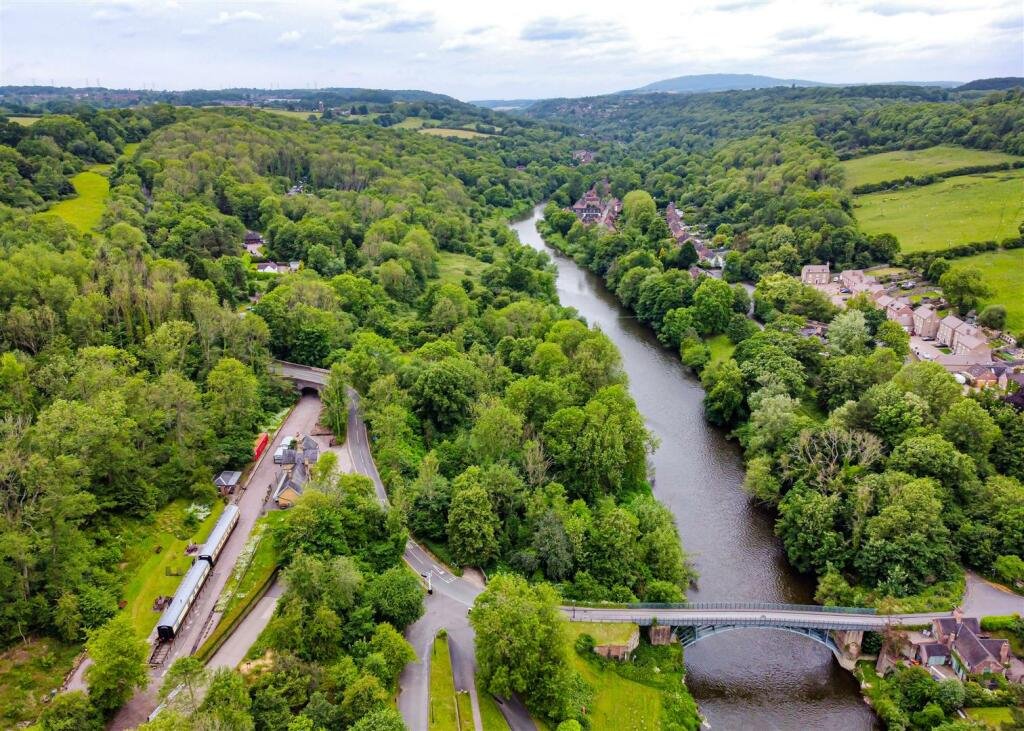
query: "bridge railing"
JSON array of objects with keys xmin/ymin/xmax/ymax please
[{"xmin": 598, "ymin": 601, "xmax": 877, "ymax": 615}]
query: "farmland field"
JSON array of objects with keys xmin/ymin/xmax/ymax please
[
  {"xmin": 420, "ymin": 127, "xmax": 492, "ymax": 139},
  {"xmin": 950, "ymin": 248, "xmax": 1024, "ymax": 333},
  {"xmin": 262, "ymin": 108, "xmax": 321, "ymax": 120},
  {"xmin": 840, "ymin": 145, "xmax": 1023, "ymax": 189},
  {"xmin": 853, "ymin": 169, "xmax": 1024, "ymax": 253},
  {"xmin": 438, "ymin": 251, "xmax": 488, "ymax": 284},
  {"xmin": 44, "ymin": 167, "xmax": 110, "ymax": 232},
  {"xmin": 8, "ymin": 115, "xmax": 42, "ymax": 126}
]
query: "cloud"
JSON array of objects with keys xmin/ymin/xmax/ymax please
[
  {"xmin": 277, "ymin": 30, "xmax": 302, "ymax": 44},
  {"xmin": 865, "ymin": 2, "xmax": 949, "ymax": 16},
  {"xmin": 775, "ymin": 25, "xmax": 825, "ymax": 41},
  {"xmin": 990, "ymin": 13, "xmax": 1022, "ymax": 31},
  {"xmin": 782, "ymin": 34, "xmax": 880, "ymax": 55},
  {"xmin": 708, "ymin": 0, "xmax": 771, "ymax": 11},
  {"xmin": 210, "ymin": 10, "xmax": 263, "ymax": 25},
  {"xmin": 520, "ymin": 18, "xmax": 591, "ymax": 42},
  {"xmin": 333, "ymin": 2, "xmax": 433, "ymax": 34}
]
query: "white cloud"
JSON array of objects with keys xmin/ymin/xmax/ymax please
[
  {"xmin": 210, "ymin": 9, "xmax": 263, "ymax": 25},
  {"xmin": 277, "ymin": 29, "xmax": 303, "ymax": 44}
]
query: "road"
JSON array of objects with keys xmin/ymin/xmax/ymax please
[
  {"xmin": 962, "ymin": 570, "xmax": 1024, "ymax": 617},
  {"xmin": 563, "ymin": 605, "xmax": 951, "ymax": 631},
  {"xmin": 67, "ymin": 394, "xmax": 324, "ymax": 729},
  {"xmin": 343, "ymin": 387, "xmax": 536, "ymax": 731},
  {"xmin": 206, "ymin": 579, "xmax": 284, "ymax": 670}
]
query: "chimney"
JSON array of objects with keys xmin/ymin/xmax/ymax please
[
  {"xmin": 1000, "ymin": 641, "xmax": 1010, "ymax": 664},
  {"xmin": 953, "ymin": 606, "xmax": 964, "ymax": 625}
]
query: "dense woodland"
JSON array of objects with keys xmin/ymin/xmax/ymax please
[{"xmin": 0, "ymin": 103, "xmax": 697, "ymax": 728}]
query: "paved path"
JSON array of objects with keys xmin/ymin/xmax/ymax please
[
  {"xmin": 206, "ymin": 579, "xmax": 285, "ymax": 670},
  {"xmin": 70, "ymin": 395, "xmax": 324, "ymax": 729}
]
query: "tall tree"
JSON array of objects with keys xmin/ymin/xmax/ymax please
[{"xmin": 84, "ymin": 615, "xmax": 149, "ymax": 715}]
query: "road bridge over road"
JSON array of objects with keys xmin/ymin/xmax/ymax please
[{"xmin": 271, "ymin": 359, "xmax": 329, "ymax": 391}]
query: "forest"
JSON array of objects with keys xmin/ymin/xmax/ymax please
[{"xmin": 0, "ymin": 101, "xmax": 698, "ymax": 729}]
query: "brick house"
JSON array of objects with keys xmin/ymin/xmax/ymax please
[
  {"xmin": 929, "ymin": 612, "xmax": 1011, "ymax": 680},
  {"xmin": 913, "ymin": 305, "xmax": 940, "ymax": 339}
]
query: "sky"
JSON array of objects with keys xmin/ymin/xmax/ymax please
[{"xmin": 1, "ymin": 0, "xmax": 1022, "ymax": 100}]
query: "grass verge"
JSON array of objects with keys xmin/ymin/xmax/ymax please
[
  {"xmin": 964, "ymin": 706, "xmax": 1015, "ymax": 728},
  {"xmin": 478, "ymin": 687, "xmax": 510, "ymax": 730},
  {"xmin": 429, "ymin": 634, "xmax": 459, "ymax": 731},
  {"xmin": 195, "ymin": 511, "xmax": 284, "ymax": 661}
]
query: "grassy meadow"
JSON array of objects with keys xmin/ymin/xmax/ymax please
[
  {"xmin": 420, "ymin": 127, "xmax": 492, "ymax": 139},
  {"xmin": 8, "ymin": 115, "xmax": 42, "ymax": 126},
  {"xmin": 950, "ymin": 248, "xmax": 1024, "ymax": 333},
  {"xmin": 853, "ymin": 168, "xmax": 1024, "ymax": 252},
  {"xmin": 45, "ymin": 167, "xmax": 110, "ymax": 232},
  {"xmin": 438, "ymin": 251, "xmax": 488, "ymax": 284},
  {"xmin": 840, "ymin": 145, "xmax": 1023, "ymax": 189}
]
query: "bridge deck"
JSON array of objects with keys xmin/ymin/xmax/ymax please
[{"xmin": 563, "ymin": 606, "xmax": 942, "ymax": 632}]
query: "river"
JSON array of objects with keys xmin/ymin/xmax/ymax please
[{"xmin": 511, "ymin": 205, "xmax": 877, "ymax": 730}]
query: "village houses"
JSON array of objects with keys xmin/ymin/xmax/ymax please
[
  {"xmin": 273, "ymin": 434, "xmax": 320, "ymax": 508},
  {"xmin": 568, "ymin": 186, "xmax": 621, "ymax": 230},
  {"xmin": 666, "ymin": 202, "xmax": 726, "ymax": 267}
]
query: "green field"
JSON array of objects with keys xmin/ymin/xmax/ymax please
[
  {"xmin": 841, "ymin": 145, "xmax": 1023, "ymax": 189},
  {"xmin": 438, "ymin": 251, "xmax": 488, "ymax": 284},
  {"xmin": 566, "ymin": 626, "xmax": 662, "ymax": 730},
  {"xmin": 395, "ymin": 117, "xmax": 428, "ymax": 129},
  {"xmin": 8, "ymin": 115, "xmax": 42, "ymax": 126},
  {"xmin": 262, "ymin": 108, "xmax": 321, "ymax": 121},
  {"xmin": 706, "ymin": 334, "xmax": 736, "ymax": 366},
  {"xmin": 0, "ymin": 636, "xmax": 82, "ymax": 727},
  {"xmin": 951, "ymin": 248, "xmax": 1024, "ymax": 333},
  {"xmin": 853, "ymin": 169, "xmax": 1024, "ymax": 253},
  {"xmin": 421, "ymin": 127, "xmax": 492, "ymax": 139},
  {"xmin": 965, "ymin": 706, "xmax": 1015, "ymax": 729},
  {"xmin": 572, "ymin": 621, "xmax": 637, "ymax": 646},
  {"xmin": 45, "ymin": 167, "xmax": 110, "ymax": 232},
  {"xmin": 429, "ymin": 634, "xmax": 459, "ymax": 730},
  {"xmin": 120, "ymin": 499, "xmax": 224, "ymax": 637}
]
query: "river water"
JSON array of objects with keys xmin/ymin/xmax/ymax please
[{"xmin": 511, "ymin": 205, "xmax": 877, "ymax": 730}]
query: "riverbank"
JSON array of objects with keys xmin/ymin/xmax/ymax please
[{"xmin": 511, "ymin": 204, "xmax": 878, "ymax": 729}]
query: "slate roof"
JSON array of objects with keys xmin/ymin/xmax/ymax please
[{"xmin": 214, "ymin": 470, "xmax": 242, "ymax": 487}]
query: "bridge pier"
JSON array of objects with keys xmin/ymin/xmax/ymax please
[{"xmin": 833, "ymin": 629, "xmax": 864, "ymax": 670}]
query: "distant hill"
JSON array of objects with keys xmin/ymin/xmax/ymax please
[
  {"xmin": 956, "ymin": 77, "xmax": 1024, "ymax": 91},
  {"xmin": 469, "ymin": 99, "xmax": 539, "ymax": 111},
  {"xmin": 625, "ymin": 73, "xmax": 830, "ymax": 94},
  {"xmin": 623, "ymin": 74, "xmax": 961, "ymax": 94}
]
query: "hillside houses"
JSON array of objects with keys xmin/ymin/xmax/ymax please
[
  {"xmin": 273, "ymin": 434, "xmax": 320, "ymax": 508},
  {"xmin": 569, "ymin": 187, "xmax": 621, "ymax": 230},
  {"xmin": 665, "ymin": 202, "xmax": 725, "ymax": 267},
  {"xmin": 799, "ymin": 265, "xmax": 1007, "ymax": 377}
]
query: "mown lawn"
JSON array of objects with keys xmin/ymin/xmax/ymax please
[
  {"xmin": 119, "ymin": 499, "xmax": 224, "ymax": 637},
  {"xmin": 964, "ymin": 706, "xmax": 1015, "ymax": 728},
  {"xmin": 950, "ymin": 248, "xmax": 1024, "ymax": 333},
  {"xmin": 566, "ymin": 626, "xmax": 662, "ymax": 730},
  {"xmin": 840, "ymin": 145, "xmax": 1023, "ymax": 189},
  {"xmin": 853, "ymin": 169, "xmax": 1024, "ymax": 253},
  {"xmin": 438, "ymin": 251, "xmax": 488, "ymax": 285},
  {"xmin": 45, "ymin": 167, "xmax": 110, "ymax": 232},
  {"xmin": 0, "ymin": 637, "xmax": 82, "ymax": 727},
  {"xmin": 429, "ymin": 634, "xmax": 459, "ymax": 731},
  {"xmin": 421, "ymin": 127, "xmax": 492, "ymax": 139}
]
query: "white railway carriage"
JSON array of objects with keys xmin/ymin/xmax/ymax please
[
  {"xmin": 156, "ymin": 559, "xmax": 210, "ymax": 641},
  {"xmin": 199, "ymin": 504, "xmax": 239, "ymax": 565}
]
